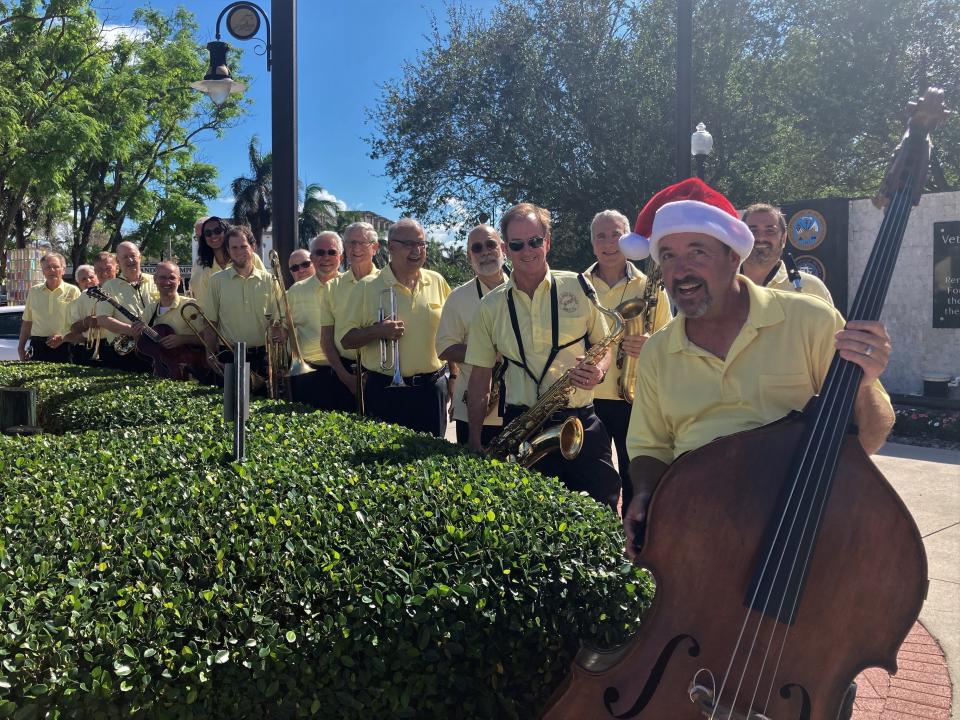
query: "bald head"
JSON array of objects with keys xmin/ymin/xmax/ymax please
[{"xmin": 288, "ymin": 248, "xmax": 315, "ymax": 282}]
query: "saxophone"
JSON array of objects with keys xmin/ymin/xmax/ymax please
[
  {"xmin": 486, "ymin": 291, "xmax": 624, "ymax": 467},
  {"xmin": 617, "ymin": 263, "xmax": 663, "ymax": 403}
]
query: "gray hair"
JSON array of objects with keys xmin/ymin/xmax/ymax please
[
  {"xmin": 342, "ymin": 221, "xmax": 378, "ymax": 245},
  {"xmin": 590, "ymin": 209, "xmax": 631, "ymax": 238},
  {"xmin": 387, "ymin": 218, "xmax": 424, "ymax": 243},
  {"xmin": 75, "ymin": 264, "xmax": 95, "ymax": 277},
  {"xmin": 311, "ymin": 231, "xmax": 343, "ymax": 254},
  {"xmin": 41, "ymin": 252, "xmax": 66, "ymax": 268}
]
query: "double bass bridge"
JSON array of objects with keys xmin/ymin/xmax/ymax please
[{"xmin": 689, "ymin": 682, "xmax": 772, "ymax": 720}]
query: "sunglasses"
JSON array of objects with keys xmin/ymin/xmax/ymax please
[
  {"xmin": 311, "ymin": 248, "xmax": 339, "ymax": 256},
  {"xmin": 470, "ymin": 239, "xmax": 500, "ymax": 254},
  {"xmin": 390, "ymin": 238, "xmax": 426, "ymax": 250},
  {"xmin": 203, "ymin": 227, "xmax": 224, "ymax": 237},
  {"xmin": 507, "ymin": 236, "xmax": 545, "ymax": 252},
  {"xmin": 289, "ymin": 261, "xmax": 312, "ymax": 272}
]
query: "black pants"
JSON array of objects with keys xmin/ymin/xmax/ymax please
[
  {"xmin": 455, "ymin": 419, "xmax": 502, "ymax": 447},
  {"xmin": 365, "ymin": 369, "xmax": 448, "ymax": 438},
  {"xmin": 28, "ymin": 336, "xmax": 71, "ymax": 363},
  {"xmin": 595, "ymin": 398, "xmax": 633, "ymax": 515},
  {"xmin": 98, "ymin": 341, "xmax": 151, "ymax": 373},
  {"xmin": 504, "ymin": 404, "xmax": 620, "ymax": 510},
  {"xmin": 289, "ymin": 365, "xmax": 354, "ymax": 411}
]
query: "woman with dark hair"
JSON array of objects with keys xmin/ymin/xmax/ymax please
[{"xmin": 190, "ymin": 216, "xmax": 265, "ymax": 312}]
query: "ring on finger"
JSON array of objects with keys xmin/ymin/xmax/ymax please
[{"xmin": 864, "ymin": 344, "xmax": 873, "ymax": 357}]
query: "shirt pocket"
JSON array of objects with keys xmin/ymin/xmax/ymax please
[
  {"xmin": 758, "ymin": 372, "xmax": 816, "ymax": 418},
  {"xmin": 427, "ymin": 302, "xmax": 443, "ymax": 331}
]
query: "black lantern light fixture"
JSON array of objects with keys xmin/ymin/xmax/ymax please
[
  {"xmin": 192, "ymin": 1, "xmax": 298, "ymax": 282},
  {"xmin": 691, "ymin": 122, "xmax": 713, "ymax": 180}
]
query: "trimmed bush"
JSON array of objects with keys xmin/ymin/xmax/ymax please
[{"xmin": 0, "ymin": 364, "xmax": 651, "ymax": 718}]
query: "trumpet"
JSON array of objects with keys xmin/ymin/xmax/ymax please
[
  {"xmin": 179, "ymin": 302, "xmax": 266, "ymax": 392},
  {"xmin": 378, "ymin": 287, "xmax": 406, "ymax": 388},
  {"xmin": 85, "ymin": 312, "xmax": 103, "ymax": 361},
  {"xmin": 267, "ymin": 250, "xmax": 315, "ymax": 400}
]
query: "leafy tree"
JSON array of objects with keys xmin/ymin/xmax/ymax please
[
  {"xmin": 298, "ymin": 182, "xmax": 340, "ymax": 243},
  {"xmin": 0, "ymin": 0, "xmax": 109, "ymax": 274},
  {"xmin": 231, "ymin": 135, "xmax": 272, "ymax": 247},
  {"xmin": 370, "ymin": 0, "xmax": 959, "ymax": 271},
  {"xmin": 62, "ymin": 6, "xmax": 246, "ymax": 268}
]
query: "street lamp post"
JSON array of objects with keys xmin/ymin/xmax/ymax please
[
  {"xmin": 191, "ymin": 1, "xmax": 298, "ymax": 283},
  {"xmin": 691, "ymin": 122, "xmax": 713, "ymax": 180},
  {"xmin": 675, "ymin": 0, "xmax": 693, "ymax": 181}
]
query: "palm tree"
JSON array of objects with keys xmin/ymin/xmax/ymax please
[
  {"xmin": 231, "ymin": 136, "xmax": 272, "ymax": 246},
  {"xmin": 298, "ymin": 183, "xmax": 340, "ymax": 245}
]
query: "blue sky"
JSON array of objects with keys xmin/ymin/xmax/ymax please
[{"xmin": 97, "ymin": 0, "xmax": 497, "ymax": 225}]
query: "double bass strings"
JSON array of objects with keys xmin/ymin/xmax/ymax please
[{"xmin": 710, "ymin": 178, "xmax": 916, "ymax": 720}]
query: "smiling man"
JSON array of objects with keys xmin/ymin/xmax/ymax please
[
  {"xmin": 436, "ymin": 224, "xmax": 509, "ymax": 445},
  {"xmin": 18, "ymin": 252, "xmax": 80, "ymax": 362},
  {"xmin": 465, "ymin": 203, "xmax": 621, "ymax": 509},
  {"xmin": 340, "ymin": 219, "xmax": 451, "ymax": 436},
  {"xmin": 96, "ymin": 241, "xmax": 158, "ymax": 371},
  {"xmin": 585, "ymin": 209, "xmax": 671, "ymax": 513}
]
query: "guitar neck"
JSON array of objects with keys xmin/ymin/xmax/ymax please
[{"xmin": 91, "ymin": 291, "xmax": 161, "ymax": 342}]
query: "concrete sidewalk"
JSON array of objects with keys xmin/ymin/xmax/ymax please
[{"xmin": 872, "ymin": 442, "xmax": 959, "ymax": 719}]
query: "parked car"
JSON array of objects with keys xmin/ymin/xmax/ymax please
[{"xmin": 0, "ymin": 305, "xmax": 25, "ymax": 360}]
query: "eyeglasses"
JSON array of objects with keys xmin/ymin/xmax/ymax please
[
  {"xmin": 311, "ymin": 248, "xmax": 339, "ymax": 256},
  {"xmin": 390, "ymin": 239, "xmax": 426, "ymax": 250},
  {"xmin": 347, "ymin": 239, "xmax": 376, "ymax": 248},
  {"xmin": 203, "ymin": 227, "xmax": 224, "ymax": 238},
  {"xmin": 289, "ymin": 261, "xmax": 312, "ymax": 272},
  {"xmin": 470, "ymin": 239, "xmax": 500, "ymax": 254},
  {"xmin": 507, "ymin": 236, "xmax": 545, "ymax": 252}
]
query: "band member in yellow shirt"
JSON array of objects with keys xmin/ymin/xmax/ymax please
[
  {"xmin": 96, "ymin": 241, "xmax": 158, "ymax": 372},
  {"xmin": 340, "ymin": 219, "xmax": 451, "ymax": 437},
  {"xmin": 285, "ymin": 232, "xmax": 351, "ymax": 409},
  {"xmin": 465, "ymin": 204, "xmax": 621, "ymax": 509},
  {"xmin": 18, "ymin": 252, "xmax": 79, "ymax": 362},
  {"xmin": 63, "ymin": 264, "xmax": 102, "ymax": 365},
  {"xmin": 436, "ymin": 224, "xmax": 508, "ymax": 445},
  {"xmin": 585, "ymin": 209, "xmax": 671, "ymax": 514},
  {"xmin": 202, "ymin": 225, "xmax": 276, "ymax": 382}
]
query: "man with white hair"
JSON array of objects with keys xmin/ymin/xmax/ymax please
[
  {"xmin": 319, "ymin": 222, "xmax": 381, "ymax": 412},
  {"xmin": 18, "ymin": 252, "xmax": 79, "ymax": 362},
  {"xmin": 283, "ymin": 232, "xmax": 352, "ymax": 409},
  {"xmin": 340, "ymin": 218, "xmax": 451, "ymax": 436},
  {"xmin": 585, "ymin": 209, "xmax": 671, "ymax": 514},
  {"xmin": 96, "ymin": 240, "xmax": 157, "ymax": 371},
  {"xmin": 436, "ymin": 224, "xmax": 509, "ymax": 445},
  {"xmin": 64, "ymin": 264, "xmax": 103, "ymax": 364}
]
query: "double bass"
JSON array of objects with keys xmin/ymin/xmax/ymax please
[{"xmin": 542, "ymin": 89, "xmax": 948, "ymax": 720}]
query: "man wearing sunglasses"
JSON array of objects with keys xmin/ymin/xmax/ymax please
[
  {"xmin": 340, "ymin": 218, "xmax": 451, "ymax": 437},
  {"xmin": 284, "ymin": 232, "xmax": 353, "ymax": 410},
  {"xmin": 739, "ymin": 203, "xmax": 833, "ymax": 305},
  {"xmin": 319, "ymin": 222, "xmax": 381, "ymax": 411},
  {"xmin": 190, "ymin": 216, "xmax": 265, "ymax": 313},
  {"xmin": 287, "ymin": 248, "xmax": 315, "ymax": 283},
  {"xmin": 436, "ymin": 225, "xmax": 509, "ymax": 445},
  {"xmin": 586, "ymin": 209, "xmax": 672, "ymax": 515},
  {"xmin": 465, "ymin": 203, "xmax": 621, "ymax": 509}
]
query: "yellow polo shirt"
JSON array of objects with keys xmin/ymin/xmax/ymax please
[
  {"xmin": 626, "ymin": 277, "xmax": 890, "ymax": 464},
  {"xmin": 207, "ymin": 266, "xmax": 275, "ymax": 347},
  {"xmin": 67, "ymin": 293, "xmax": 104, "ymax": 343},
  {"xmin": 436, "ymin": 275, "xmax": 506, "ymax": 425},
  {"xmin": 96, "ymin": 274, "xmax": 158, "ymax": 343},
  {"xmin": 465, "ymin": 270, "xmax": 609, "ymax": 409},
  {"xmin": 286, "ymin": 274, "xmax": 333, "ymax": 365},
  {"xmin": 23, "ymin": 282, "xmax": 80, "ymax": 336},
  {"xmin": 585, "ymin": 261, "xmax": 672, "ymax": 401},
  {"xmin": 191, "ymin": 253, "xmax": 265, "ymax": 312},
  {"xmin": 766, "ymin": 260, "xmax": 834, "ymax": 306},
  {"xmin": 142, "ymin": 294, "xmax": 197, "ymax": 337},
  {"xmin": 320, "ymin": 267, "xmax": 381, "ymax": 357},
  {"xmin": 338, "ymin": 265, "xmax": 450, "ymax": 377}
]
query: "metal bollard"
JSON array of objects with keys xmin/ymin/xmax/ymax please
[{"xmin": 223, "ymin": 341, "xmax": 249, "ymax": 462}]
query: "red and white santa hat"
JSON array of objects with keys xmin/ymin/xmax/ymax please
[{"xmin": 618, "ymin": 178, "xmax": 754, "ymax": 263}]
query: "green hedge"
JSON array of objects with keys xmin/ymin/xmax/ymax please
[{"xmin": 0, "ymin": 363, "xmax": 651, "ymax": 718}]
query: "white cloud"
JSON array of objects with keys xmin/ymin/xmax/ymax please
[
  {"xmin": 100, "ymin": 23, "xmax": 147, "ymax": 47},
  {"xmin": 309, "ymin": 187, "xmax": 348, "ymax": 211}
]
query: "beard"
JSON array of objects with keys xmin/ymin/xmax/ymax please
[
  {"xmin": 670, "ymin": 274, "xmax": 714, "ymax": 318},
  {"xmin": 471, "ymin": 255, "xmax": 504, "ymax": 277},
  {"xmin": 746, "ymin": 239, "xmax": 783, "ymax": 266}
]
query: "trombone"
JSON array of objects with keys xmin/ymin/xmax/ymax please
[
  {"xmin": 267, "ymin": 250, "xmax": 315, "ymax": 399},
  {"xmin": 378, "ymin": 287, "xmax": 406, "ymax": 388},
  {"xmin": 179, "ymin": 302, "xmax": 266, "ymax": 392}
]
